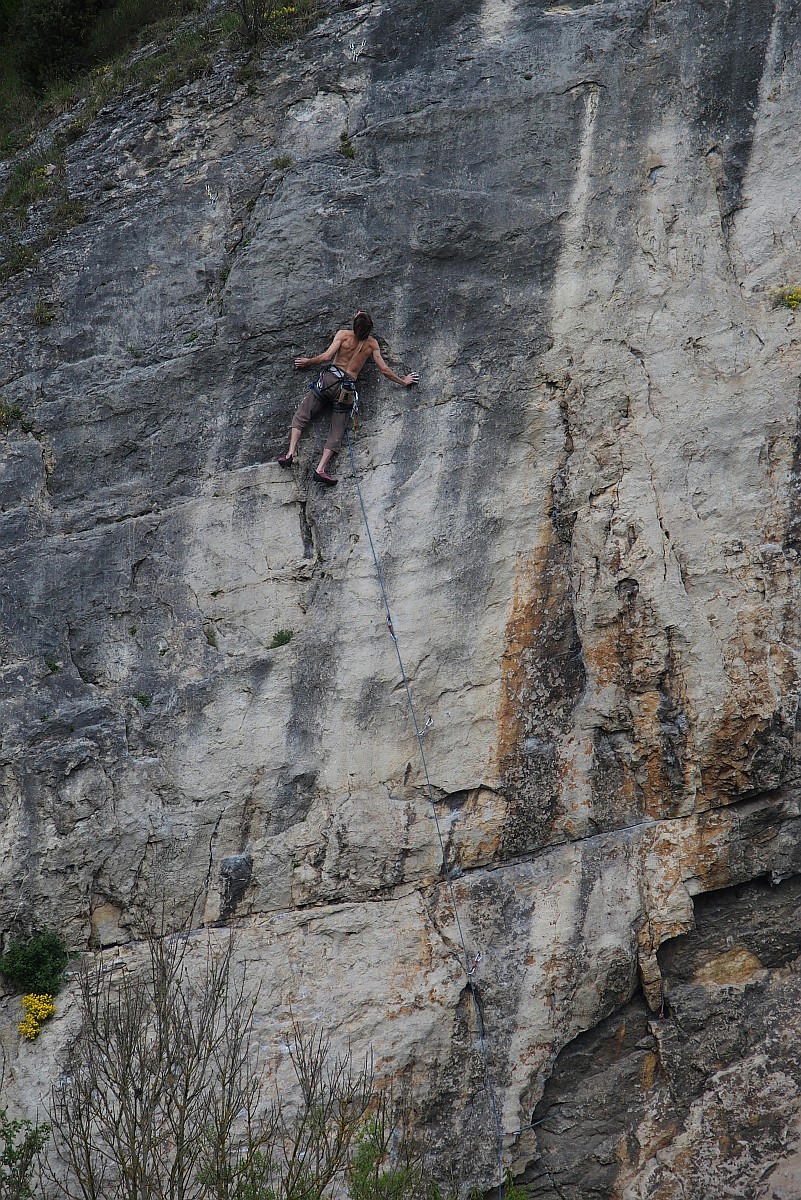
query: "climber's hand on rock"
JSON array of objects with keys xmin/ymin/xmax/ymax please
[
  {"xmin": 404, "ymin": 372, "xmax": 420, "ymax": 386},
  {"xmin": 295, "ymin": 356, "xmax": 311, "ymax": 369}
]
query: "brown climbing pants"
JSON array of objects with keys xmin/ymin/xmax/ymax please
[{"xmin": 291, "ymin": 389, "xmax": 350, "ymax": 453}]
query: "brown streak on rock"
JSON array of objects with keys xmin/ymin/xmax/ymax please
[
  {"xmin": 496, "ymin": 511, "xmax": 585, "ymax": 854},
  {"xmin": 496, "ymin": 534, "xmax": 556, "ymax": 773}
]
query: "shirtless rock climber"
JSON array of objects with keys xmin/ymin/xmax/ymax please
[{"xmin": 277, "ymin": 310, "xmax": 419, "ymax": 485}]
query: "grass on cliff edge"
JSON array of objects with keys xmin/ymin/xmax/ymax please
[
  {"xmin": 0, "ymin": 0, "xmax": 207, "ymax": 158},
  {"xmin": 0, "ymin": 0, "xmax": 319, "ymax": 160},
  {"xmin": 0, "ymin": 0, "xmax": 318, "ymax": 281}
]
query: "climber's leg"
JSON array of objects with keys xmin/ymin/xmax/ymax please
[
  {"xmin": 313, "ymin": 410, "xmax": 349, "ymax": 484},
  {"xmin": 279, "ymin": 390, "xmax": 321, "ymax": 465}
]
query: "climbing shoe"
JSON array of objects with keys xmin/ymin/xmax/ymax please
[
  {"xmin": 277, "ymin": 453, "xmax": 293, "ymax": 468},
  {"xmin": 313, "ymin": 469, "xmax": 337, "ymax": 487}
]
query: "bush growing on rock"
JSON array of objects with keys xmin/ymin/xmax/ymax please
[
  {"xmin": 347, "ymin": 1105, "xmax": 424, "ymax": 1200},
  {"xmin": 0, "ymin": 928, "xmax": 69, "ymax": 994},
  {"xmin": 0, "ymin": 1103, "xmax": 50, "ymax": 1198},
  {"xmin": 773, "ymin": 284, "xmax": 801, "ymax": 310},
  {"xmin": 229, "ymin": 0, "xmax": 318, "ymax": 45},
  {"xmin": 18, "ymin": 991, "xmax": 56, "ymax": 1040}
]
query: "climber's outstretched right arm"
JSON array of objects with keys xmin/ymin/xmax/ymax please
[{"xmin": 295, "ymin": 331, "xmax": 346, "ymax": 369}]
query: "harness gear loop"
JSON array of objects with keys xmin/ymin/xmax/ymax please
[{"xmin": 312, "ymin": 363, "xmax": 360, "ymax": 412}]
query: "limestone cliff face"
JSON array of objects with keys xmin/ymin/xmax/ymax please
[{"xmin": 3, "ymin": 0, "xmax": 801, "ymax": 1194}]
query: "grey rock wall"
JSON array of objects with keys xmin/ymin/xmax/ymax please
[{"xmin": 3, "ymin": 0, "xmax": 801, "ymax": 1193}]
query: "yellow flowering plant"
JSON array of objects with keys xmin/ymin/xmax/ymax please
[
  {"xmin": 773, "ymin": 285, "xmax": 801, "ymax": 310},
  {"xmin": 18, "ymin": 993, "xmax": 56, "ymax": 1041}
]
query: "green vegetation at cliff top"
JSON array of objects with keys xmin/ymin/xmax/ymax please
[{"xmin": 0, "ymin": 0, "xmax": 319, "ymax": 159}]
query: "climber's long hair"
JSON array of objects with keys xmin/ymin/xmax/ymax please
[{"xmin": 353, "ymin": 311, "xmax": 373, "ymax": 339}]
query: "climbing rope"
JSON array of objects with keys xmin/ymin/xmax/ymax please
[{"xmin": 345, "ymin": 432, "xmax": 505, "ymax": 1200}]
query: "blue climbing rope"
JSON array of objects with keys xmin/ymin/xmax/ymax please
[{"xmin": 345, "ymin": 431, "xmax": 505, "ymax": 1200}]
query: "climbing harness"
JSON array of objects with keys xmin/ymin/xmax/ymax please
[
  {"xmin": 346, "ymin": 431, "xmax": 505, "ymax": 1200},
  {"xmin": 311, "ymin": 363, "xmax": 360, "ymax": 413}
]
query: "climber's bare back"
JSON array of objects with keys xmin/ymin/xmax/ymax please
[
  {"xmin": 293, "ymin": 315, "xmax": 418, "ymax": 389},
  {"xmin": 329, "ymin": 329, "xmax": 378, "ymax": 379}
]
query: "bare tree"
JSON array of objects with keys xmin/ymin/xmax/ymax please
[
  {"xmin": 229, "ymin": 0, "xmax": 318, "ymax": 46},
  {"xmin": 47, "ymin": 935, "xmax": 376, "ymax": 1200},
  {"xmin": 346, "ymin": 1091, "xmax": 425, "ymax": 1200},
  {"xmin": 275, "ymin": 1025, "xmax": 374, "ymax": 1200}
]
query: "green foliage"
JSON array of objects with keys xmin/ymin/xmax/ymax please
[
  {"xmin": 50, "ymin": 194, "xmax": 87, "ymax": 229},
  {"xmin": 773, "ymin": 285, "xmax": 801, "ymax": 310},
  {"xmin": 271, "ymin": 155, "xmax": 292, "ymax": 171},
  {"xmin": 32, "ymin": 297, "xmax": 55, "ymax": 324},
  {"xmin": 146, "ymin": 28, "xmax": 212, "ymax": 97},
  {"xmin": 270, "ymin": 629, "xmax": 293, "ymax": 648},
  {"xmin": 0, "ymin": 153, "xmax": 55, "ymax": 214},
  {"xmin": 502, "ymin": 1172, "xmax": 529, "ymax": 1200},
  {"xmin": 338, "ymin": 131, "xmax": 356, "ymax": 159},
  {"xmin": 11, "ymin": 0, "xmax": 99, "ymax": 90},
  {"xmin": 0, "ymin": 401, "xmax": 23, "ymax": 430},
  {"xmin": 229, "ymin": 0, "xmax": 319, "ymax": 46},
  {"xmin": 348, "ymin": 1114, "xmax": 421, "ymax": 1200},
  {"xmin": 86, "ymin": 0, "xmax": 203, "ymax": 67},
  {"xmin": 0, "ymin": 929, "xmax": 69, "ymax": 995},
  {"xmin": 0, "ymin": 239, "xmax": 38, "ymax": 277},
  {"xmin": 0, "ymin": 1106, "xmax": 50, "ymax": 1199},
  {"xmin": 0, "ymin": 0, "xmax": 208, "ymax": 156},
  {"xmin": 135, "ymin": 693, "xmax": 151, "ymax": 708},
  {"xmin": 7, "ymin": 0, "xmax": 204, "ymax": 93},
  {"xmin": 0, "ymin": 0, "xmax": 320, "ymax": 170}
]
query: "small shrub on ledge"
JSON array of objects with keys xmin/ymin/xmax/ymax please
[
  {"xmin": 32, "ymin": 299, "xmax": 56, "ymax": 326},
  {"xmin": 0, "ymin": 928, "xmax": 69, "ymax": 1043},
  {"xmin": 338, "ymin": 131, "xmax": 356, "ymax": 159},
  {"xmin": 772, "ymin": 285, "xmax": 801, "ymax": 310},
  {"xmin": 230, "ymin": 0, "xmax": 319, "ymax": 45},
  {"xmin": 270, "ymin": 629, "xmax": 294, "ymax": 648},
  {"xmin": 0, "ymin": 928, "xmax": 68, "ymax": 994},
  {"xmin": 0, "ymin": 402, "xmax": 24, "ymax": 432}
]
